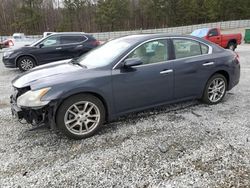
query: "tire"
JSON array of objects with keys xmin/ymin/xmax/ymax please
[
  {"xmin": 56, "ymin": 94, "xmax": 105, "ymax": 139},
  {"xmin": 202, "ymin": 74, "xmax": 227, "ymax": 105},
  {"xmin": 17, "ymin": 56, "xmax": 36, "ymax": 71},
  {"xmin": 227, "ymin": 42, "xmax": 236, "ymax": 51}
]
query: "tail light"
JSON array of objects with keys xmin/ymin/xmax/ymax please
[
  {"xmin": 8, "ymin": 40, "xmax": 14, "ymax": 47},
  {"xmin": 90, "ymin": 40, "xmax": 100, "ymax": 46},
  {"xmin": 234, "ymin": 52, "xmax": 240, "ymax": 64}
]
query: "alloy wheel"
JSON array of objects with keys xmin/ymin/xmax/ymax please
[
  {"xmin": 64, "ymin": 101, "xmax": 101, "ymax": 136},
  {"xmin": 20, "ymin": 59, "xmax": 34, "ymax": 70},
  {"xmin": 207, "ymin": 78, "xmax": 226, "ymax": 103}
]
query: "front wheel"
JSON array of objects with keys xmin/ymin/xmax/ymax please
[
  {"xmin": 56, "ymin": 94, "xmax": 105, "ymax": 139},
  {"xmin": 202, "ymin": 74, "xmax": 227, "ymax": 105},
  {"xmin": 17, "ymin": 56, "xmax": 36, "ymax": 71}
]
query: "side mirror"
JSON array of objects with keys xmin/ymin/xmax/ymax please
[
  {"xmin": 38, "ymin": 43, "xmax": 44, "ymax": 48},
  {"xmin": 208, "ymin": 33, "xmax": 213, "ymax": 37},
  {"xmin": 123, "ymin": 58, "xmax": 143, "ymax": 68}
]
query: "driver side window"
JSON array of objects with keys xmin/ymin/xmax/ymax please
[
  {"xmin": 41, "ymin": 36, "xmax": 61, "ymax": 47},
  {"xmin": 127, "ymin": 40, "xmax": 168, "ymax": 65},
  {"xmin": 208, "ymin": 29, "xmax": 219, "ymax": 37}
]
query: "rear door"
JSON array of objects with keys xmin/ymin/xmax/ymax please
[
  {"xmin": 171, "ymin": 38, "xmax": 215, "ymax": 99},
  {"xmin": 112, "ymin": 39, "xmax": 174, "ymax": 114},
  {"xmin": 60, "ymin": 35, "xmax": 88, "ymax": 59}
]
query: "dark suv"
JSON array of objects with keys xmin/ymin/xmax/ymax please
[{"xmin": 2, "ymin": 32, "xmax": 100, "ymax": 71}]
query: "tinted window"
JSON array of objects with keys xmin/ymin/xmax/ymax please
[
  {"xmin": 41, "ymin": 36, "xmax": 61, "ymax": 47},
  {"xmin": 201, "ymin": 43, "xmax": 209, "ymax": 54},
  {"xmin": 60, "ymin": 35, "xmax": 86, "ymax": 44},
  {"xmin": 173, "ymin": 39, "xmax": 203, "ymax": 59},
  {"xmin": 127, "ymin": 40, "xmax": 168, "ymax": 65},
  {"xmin": 208, "ymin": 29, "xmax": 219, "ymax": 37}
]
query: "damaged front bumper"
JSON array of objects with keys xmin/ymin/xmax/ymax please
[{"xmin": 10, "ymin": 94, "xmax": 57, "ymax": 129}]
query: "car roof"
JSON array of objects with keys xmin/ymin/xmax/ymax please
[
  {"xmin": 50, "ymin": 32, "xmax": 86, "ymax": 35},
  {"xmin": 119, "ymin": 33, "xmax": 210, "ymax": 43},
  {"xmin": 48, "ymin": 32, "xmax": 95, "ymax": 39},
  {"xmin": 116, "ymin": 33, "xmax": 223, "ymax": 52}
]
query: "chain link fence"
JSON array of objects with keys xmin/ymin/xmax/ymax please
[
  {"xmin": 92, "ymin": 19, "xmax": 250, "ymax": 41},
  {"xmin": 1, "ymin": 19, "xmax": 250, "ymax": 42}
]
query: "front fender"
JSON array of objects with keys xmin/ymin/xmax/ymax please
[
  {"xmin": 41, "ymin": 80, "xmax": 113, "ymax": 120},
  {"xmin": 14, "ymin": 53, "xmax": 38, "ymax": 66}
]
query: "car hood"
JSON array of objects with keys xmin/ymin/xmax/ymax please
[
  {"xmin": 7, "ymin": 45, "xmax": 36, "ymax": 52},
  {"xmin": 12, "ymin": 61, "xmax": 86, "ymax": 89}
]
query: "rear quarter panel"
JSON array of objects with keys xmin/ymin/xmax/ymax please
[{"xmin": 209, "ymin": 50, "xmax": 240, "ymax": 91}]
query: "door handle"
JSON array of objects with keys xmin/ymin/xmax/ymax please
[
  {"xmin": 203, "ymin": 62, "xmax": 214, "ymax": 66},
  {"xmin": 76, "ymin": 45, "xmax": 83, "ymax": 48},
  {"xmin": 160, "ymin": 69, "xmax": 173, "ymax": 74},
  {"xmin": 56, "ymin": 47, "xmax": 62, "ymax": 50}
]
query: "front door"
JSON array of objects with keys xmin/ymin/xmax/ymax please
[
  {"xmin": 112, "ymin": 39, "xmax": 174, "ymax": 114},
  {"xmin": 208, "ymin": 28, "xmax": 221, "ymax": 45},
  {"xmin": 34, "ymin": 35, "xmax": 67, "ymax": 64}
]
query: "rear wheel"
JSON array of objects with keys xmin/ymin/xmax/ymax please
[
  {"xmin": 17, "ymin": 56, "xmax": 36, "ymax": 71},
  {"xmin": 202, "ymin": 74, "xmax": 227, "ymax": 105},
  {"xmin": 56, "ymin": 94, "xmax": 105, "ymax": 139},
  {"xmin": 227, "ymin": 42, "xmax": 236, "ymax": 51}
]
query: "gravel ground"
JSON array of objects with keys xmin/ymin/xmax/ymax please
[{"xmin": 0, "ymin": 44, "xmax": 250, "ymax": 188}]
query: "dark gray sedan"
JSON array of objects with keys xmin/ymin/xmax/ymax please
[{"xmin": 11, "ymin": 34, "xmax": 240, "ymax": 139}]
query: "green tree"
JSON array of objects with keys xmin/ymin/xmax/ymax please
[
  {"xmin": 96, "ymin": 0, "xmax": 129, "ymax": 31},
  {"xmin": 13, "ymin": 0, "xmax": 43, "ymax": 34}
]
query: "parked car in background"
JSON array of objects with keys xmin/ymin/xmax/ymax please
[
  {"xmin": 0, "ymin": 39, "xmax": 14, "ymax": 49},
  {"xmin": 10, "ymin": 34, "xmax": 240, "ymax": 139},
  {"xmin": 191, "ymin": 28, "xmax": 242, "ymax": 51},
  {"xmin": 0, "ymin": 33, "xmax": 38, "ymax": 50},
  {"xmin": 13, "ymin": 33, "xmax": 25, "ymax": 39},
  {"xmin": 3, "ymin": 32, "xmax": 100, "ymax": 71}
]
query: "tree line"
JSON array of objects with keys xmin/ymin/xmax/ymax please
[{"xmin": 0, "ymin": 0, "xmax": 250, "ymax": 35}]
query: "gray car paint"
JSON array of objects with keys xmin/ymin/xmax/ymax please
[{"xmin": 12, "ymin": 34, "xmax": 240, "ymax": 121}]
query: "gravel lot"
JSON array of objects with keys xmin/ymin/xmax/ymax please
[{"xmin": 0, "ymin": 44, "xmax": 250, "ymax": 188}]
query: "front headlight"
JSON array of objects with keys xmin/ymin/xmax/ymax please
[
  {"xmin": 3, "ymin": 51, "xmax": 14, "ymax": 57},
  {"xmin": 17, "ymin": 87, "xmax": 51, "ymax": 108}
]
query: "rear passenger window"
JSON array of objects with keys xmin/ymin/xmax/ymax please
[
  {"xmin": 201, "ymin": 43, "xmax": 209, "ymax": 54},
  {"xmin": 173, "ymin": 39, "xmax": 209, "ymax": 59},
  {"xmin": 60, "ymin": 36, "xmax": 87, "ymax": 44}
]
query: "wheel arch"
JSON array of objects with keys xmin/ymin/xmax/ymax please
[
  {"xmin": 15, "ymin": 54, "xmax": 38, "ymax": 67},
  {"xmin": 207, "ymin": 70, "xmax": 230, "ymax": 90},
  {"xmin": 200, "ymin": 69, "xmax": 230, "ymax": 99},
  {"xmin": 55, "ymin": 91, "xmax": 110, "ymax": 122},
  {"xmin": 227, "ymin": 39, "xmax": 237, "ymax": 47}
]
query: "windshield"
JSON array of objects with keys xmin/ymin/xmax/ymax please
[
  {"xmin": 77, "ymin": 38, "xmax": 132, "ymax": 69},
  {"xmin": 191, "ymin": 28, "xmax": 209, "ymax": 38},
  {"xmin": 30, "ymin": 37, "xmax": 46, "ymax": 47}
]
